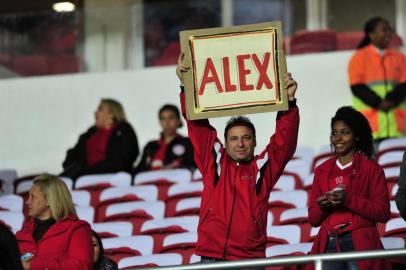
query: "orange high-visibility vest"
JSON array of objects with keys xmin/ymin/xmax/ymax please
[{"xmin": 348, "ymin": 44, "xmax": 406, "ymax": 139}]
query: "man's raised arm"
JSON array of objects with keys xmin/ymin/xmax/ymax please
[{"xmin": 176, "ymin": 53, "xmax": 221, "ymax": 176}]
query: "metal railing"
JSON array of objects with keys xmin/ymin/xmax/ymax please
[{"xmin": 131, "ymin": 248, "xmax": 406, "ymax": 270}]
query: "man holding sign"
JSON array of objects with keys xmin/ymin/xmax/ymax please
[{"xmin": 176, "ymin": 52, "xmax": 299, "ymax": 263}]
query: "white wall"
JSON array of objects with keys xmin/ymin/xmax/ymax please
[{"xmin": 0, "ymin": 51, "xmax": 353, "ymax": 176}]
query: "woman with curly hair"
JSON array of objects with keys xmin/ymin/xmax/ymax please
[{"xmin": 307, "ymin": 106, "xmax": 391, "ymax": 270}]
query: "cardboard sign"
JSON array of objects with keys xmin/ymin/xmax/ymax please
[{"xmin": 180, "ymin": 21, "xmax": 287, "ymax": 120}]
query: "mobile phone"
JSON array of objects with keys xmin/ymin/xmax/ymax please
[{"xmin": 21, "ymin": 252, "xmax": 33, "ymax": 261}]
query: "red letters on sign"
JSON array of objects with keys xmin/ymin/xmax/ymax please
[
  {"xmin": 198, "ymin": 58, "xmax": 223, "ymax": 95},
  {"xmin": 252, "ymin": 53, "xmax": 273, "ymax": 90},
  {"xmin": 223, "ymin": 57, "xmax": 237, "ymax": 92},
  {"xmin": 198, "ymin": 53, "xmax": 273, "ymax": 96},
  {"xmin": 237, "ymin": 54, "xmax": 254, "ymax": 91}
]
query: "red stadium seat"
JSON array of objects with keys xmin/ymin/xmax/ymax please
[
  {"xmin": 290, "ymin": 30, "xmax": 337, "ymax": 55},
  {"xmin": 336, "ymin": 31, "xmax": 364, "ymax": 50},
  {"xmin": 151, "ymin": 41, "xmax": 180, "ymax": 66},
  {"xmin": 12, "ymin": 55, "xmax": 48, "ymax": 76},
  {"xmin": 48, "ymin": 54, "xmax": 80, "ymax": 74}
]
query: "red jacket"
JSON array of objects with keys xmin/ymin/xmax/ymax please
[
  {"xmin": 307, "ymin": 152, "xmax": 391, "ymax": 270},
  {"xmin": 180, "ymin": 91, "xmax": 299, "ymax": 259},
  {"xmin": 16, "ymin": 215, "xmax": 93, "ymax": 270}
]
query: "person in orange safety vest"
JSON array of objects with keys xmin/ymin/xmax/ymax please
[{"xmin": 348, "ymin": 17, "xmax": 406, "ymax": 141}]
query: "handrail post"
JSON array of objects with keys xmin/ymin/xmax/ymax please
[{"xmin": 315, "ymin": 259, "xmax": 323, "ymax": 270}]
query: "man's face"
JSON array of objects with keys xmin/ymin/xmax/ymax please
[{"xmin": 225, "ymin": 125, "xmax": 256, "ymax": 162}]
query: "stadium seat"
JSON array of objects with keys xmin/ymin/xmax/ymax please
[
  {"xmin": 378, "ymin": 151, "xmax": 404, "ymax": 168},
  {"xmin": 384, "ymin": 217, "xmax": 406, "ymax": 238},
  {"xmin": 274, "ymin": 173, "xmax": 302, "ymax": 191},
  {"xmin": 76, "ymin": 172, "xmax": 132, "ymax": 189},
  {"xmin": 15, "ymin": 176, "xmax": 73, "ymax": 195},
  {"xmin": 266, "ymin": 242, "xmax": 313, "ymax": 257},
  {"xmin": 102, "ymin": 235, "xmax": 154, "ymax": 263},
  {"xmin": 165, "ymin": 182, "xmax": 203, "ymax": 217},
  {"xmin": 0, "ymin": 211, "xmax": 24, "ymax": 232},
  {"xmin": 101, "ymin": 201, "xmax": 165, "ymax": 234},
  {"xmin": 171, "ymin": 197, "xmax": 201, "ymax": 217},
  {"xmin": 336, "ymin": 31, "xmax": 364, "ymax": 50},
  {"xmin": 269, "ymin": 190, "xmax": 308, "ymax": 225},
  {"xmin": 75, "ymin": 172, "xmax": 132, "ymax": 206},
  {"xmin": 311, "ymin": 145, "xmax": 334, "ymax": 170},
  {"xmin": 48, "ymin": 54, "xmax": 80, "ymax": 74},
  {"xmin": 0, "ymin": 169, "xmax": 17, "ymax": 194},
  {"xmin": 118, "ymin": 253, "xmax": 183, "ymax": 269},
  {"xmin": 134, "ymin": 169, "xmax": 192, "ymax": 200},
  {"xmin": 0, "ymin": 194, "xmax": 23, "ymax": 211},
  {"xmin": 293, "ymin": 146, "xmax": 315, "ymax": 163},
  {"xmin": 189, "ymin": 253, "xmax": 200, "ymax": 264},
  {"xmin": 71, "ymin": 190, "xmax": 91, "ymax": 207},
  {"xmin": 290, "ymin": 30, "xmax": 337, "ymax": 55},
  {"xmin": 159, "ymin": 232, "xmax": 197, "ymax": 264},
  {"xmin": 389, "ymin": 33, "xmax": 404, "ymax": 48},
  {"xmin": 140, "ymin": 216, "xmax": 199, "ymax": 253},
  {"xmin": 284, "ymin": 159, "xmax": 311, "ymax": 185},
  {"xmin": 75, "ymin": 206, "xmax": 95, "ymax": 224},
  {"xmin": 390, "ymin": 201, "xmax": 401, "ymax": 218},
  {"xmin": 96, "ymin": 185, "xmax": 159, "ymax": 222},
  {"xmin": 377, "ymin": 138, "xmax": 406, "ymax": 158},
  {"xmin": 192, "ymin": 169, "xmax": 203, "ymax": 181},
  {"xmin": 12, "ymin": 55, "xmax": 48, "ymax": 76},
  {"xmin": 266, "ymin": 225, "xmax": 302, "ymax": 246},
  {"xmin": 92, "ymin": 221, "xmax": 134, "ymax": 238},
  {"xmin": 151, "ymin": 41, "xmax": 181, "ymax": 66}
]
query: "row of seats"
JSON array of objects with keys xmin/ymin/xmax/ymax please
[
  {"xmin": 0, "ymin": 53, "xmax": 81, "ymax": 76},
  {"xmin": 150, "ymin": 30, "xmax": 404, "ymax": 66},
  {"xmin": 1, "ymin": 138, "xmax": 406, "ymax": 268}
]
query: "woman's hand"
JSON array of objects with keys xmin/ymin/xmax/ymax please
[
  {"xmin": 22, "ymin": 256, "xmax": 32, "ymax": 270},
  {"xmin": 176, "ymin": 53, "xmax": 190, "ymax": 85},
  {"xmin": 327, "ymin": 189, "xmax": 346, "ymax": 207},
  {"xmin": 284, "ymin": 72, "xmax": 298, "ymax": 101},
  {"xmin": 316, "ymin": 195, "xmax": 332, "ymax": 211}
]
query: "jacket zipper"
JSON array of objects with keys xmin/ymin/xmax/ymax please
[
  {"xmin": 381, "ymin": 56, "xmax": 390, "ymax": 137},
  {"xmin": 222, "ymin": 162, "xmax": 238, "ymax": 259}
]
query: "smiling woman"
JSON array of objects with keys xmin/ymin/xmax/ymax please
[
  {"xmin": 306, "ymin": 107, "xmax": 391, "ymax": 270},
  {"xmin": 15, "ymin": 174, "xmax": 93, "ymax": 270}
]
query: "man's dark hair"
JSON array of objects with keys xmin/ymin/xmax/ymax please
[
  {"xmin": 224, "ymin": 116, "xmax": 256, "ymax": 139},
  {"xmin": 331, "ymin": 106, "xmax": 375, "ymax": 159}
]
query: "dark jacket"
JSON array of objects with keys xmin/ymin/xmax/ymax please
[
  {"xmin": 16, "ymin": 215, "xmax": 93, "ymax": 270},
  {"xmin": 61, "ymin": 122, "xmax": 139, "ymax": 179},
  {"xmin": 0, "ymin": 223, "xmax": 23, "ymax": 270},
  {"xmin": 180, "ymin": 91, "xmax": 300, "ymax": 259},
  {"xmin": 396, "ymin": 151, "xmax": 406, "ymax": 220},
  {"xmin": 134, "ymin": 135, "xmax": 196, "ymax": 173}
]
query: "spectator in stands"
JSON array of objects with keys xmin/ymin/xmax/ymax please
[
  {"xmin": 16, "ymin": 174, "xmax": 93, "ymax": 270},
  {"xmin": 307, "ymin": 107, "xmax": 391, "ymax": 270},
  {"xmin": 0, "ymin": 222, "xmax": 23, "ymax": 270},
  {"xmin": 348, "ymin": 17, "xmax": 406, "ymax": 142},
  {"xmin": 61, "ymin": 98, "xmax": 139, "ymax": 180},
  {"xmin": 176, "ymin": 54, "xmax": 299, "ymax": 263},
  {"xmin": 134, "ymin": 104, "xmax": 195, "ymax": 173},
  {"xmin": 395, "ymin": 151, "xmax": 406, "ymax": 221},
  {"xmin": 91, "ymin": 230, "xmax": 118, "ymax": 270}
]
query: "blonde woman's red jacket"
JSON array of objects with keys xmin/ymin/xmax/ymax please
[
  {"xmin": 180, "ymin": 91, "xmax": 300, "ymax": 259},
  {"xmin": 16, "ymin": 215, "xmax": 93, "ymax": 270},
  {"xmin": 307, "ymin": 152, "xmax": 391, "ymax": 270}
]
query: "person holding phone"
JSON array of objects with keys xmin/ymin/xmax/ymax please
[
  {"xmin": 16, "ymin": 174, "xmax": 93, "ymax": 270},
  {"xmin": 307, "ymin": 107, "xmax": 390, "ymax": 270}
]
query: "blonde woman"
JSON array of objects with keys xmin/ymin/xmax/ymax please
[
  {"xmin": 16, "ymin": 174, "xmax": 93, "ymax": 270},
  {"xmin": 61, "ymin": 98, "xmax": 139, "ymax": 179}
]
